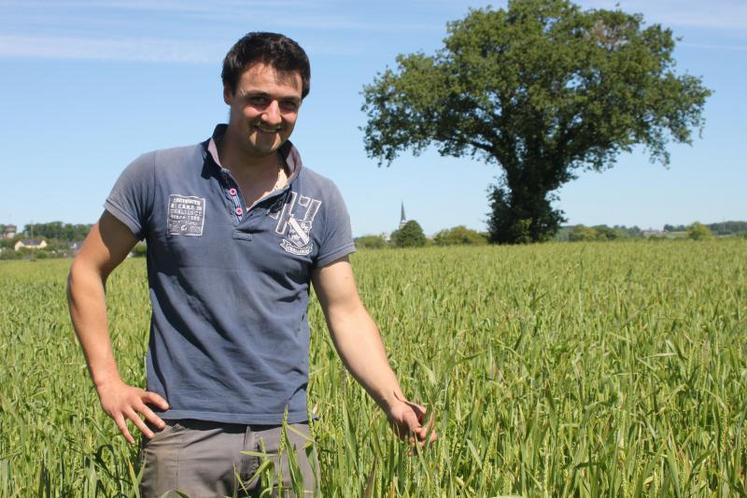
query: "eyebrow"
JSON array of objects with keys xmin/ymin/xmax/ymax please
[{"xmin": 240, "ymin": 90, "xmax": 301, "ymax": 103}]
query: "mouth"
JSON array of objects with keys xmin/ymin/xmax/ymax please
[{"xmin": 253, "ymin": 124, "xmax": 282, "ymax": 134}]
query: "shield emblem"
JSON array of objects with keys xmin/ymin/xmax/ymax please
[{"xmin": 287, "ymin": 217, "xmax": 312, "ymax": 248}]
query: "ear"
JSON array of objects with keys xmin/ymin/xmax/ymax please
[{"xmin": 223, "ymin": 84, "xmax": 234, "ymax": 105}]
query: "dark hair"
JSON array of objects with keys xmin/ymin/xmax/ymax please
[{"xmin": 222, "ymin": 32, "xmax": 310, "ymax": 98}]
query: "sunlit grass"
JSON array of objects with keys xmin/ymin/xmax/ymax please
[{"xmin": 1, "ymin": 240, "xmax": 746, "ymax": 497}]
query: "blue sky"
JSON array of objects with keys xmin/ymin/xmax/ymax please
[{"xmin": 0, "ymin": 0, "xmax": 745, "ymax": 236}]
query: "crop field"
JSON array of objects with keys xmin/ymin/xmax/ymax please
[{"xmin": 1, "ymin": 240, "xmax": 746, "ymax": 497}]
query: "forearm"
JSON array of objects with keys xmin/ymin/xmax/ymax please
[
  {"xmin": 65, "ymin": 216, "xmax": 167, "ymax": 443},
  {"xmin": 326, "ymin": 304, "xmax": 404, "ymax": 413},
  {"xmin": 67, "ymin": 261, "xmax": 122, "ymax": 389},
  {"xmin": 312, "ymin": 259, "xmax": 435, "ymax": 444}
]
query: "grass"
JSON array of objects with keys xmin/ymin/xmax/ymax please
[{"xmin": 1, "ymin": 240, "xmax": 746, "ymax": 497}]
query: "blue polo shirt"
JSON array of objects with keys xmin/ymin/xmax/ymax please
[{"xmin": 104, "ymin": 125, "xmax": 355, "ymax": 424}]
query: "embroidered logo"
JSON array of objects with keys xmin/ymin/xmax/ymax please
[
  {"xmin": 167, "ymin": 194, "xmax": 205, "ymax": 236},
  {"xmin": 271, "ymin": 191, "xmax": 321, "ymax": 256}
]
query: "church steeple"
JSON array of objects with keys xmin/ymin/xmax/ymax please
[{"xmin": 399, "ymin": 201, "xmax": 407, "ymax": 228}]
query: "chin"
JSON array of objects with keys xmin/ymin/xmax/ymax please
[
  {"xmin": 244, "ymin": 133, "xmax": 278, "ymax": 150},
  {"xmin": 247, "ymin": 142, "xmax": 281, "ymax": 157}
]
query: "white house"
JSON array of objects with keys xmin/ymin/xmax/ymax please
[{"xmin": 14, "ymin": 239, "xmax": 47, "ymax": 251}]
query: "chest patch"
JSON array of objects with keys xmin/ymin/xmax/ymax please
[
  {"xmin": 167, "ymin": 194, "xmax": 206, "ymax": 236},
  {"xmin": 272, "ymin": 191, "xmax": 322, "ymax": 256}
]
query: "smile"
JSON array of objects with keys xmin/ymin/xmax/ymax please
[{"xmin": 254, "ymin": 125, "xmax": 281, "ymax": 133}]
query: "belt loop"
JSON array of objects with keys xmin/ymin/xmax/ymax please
[
  {"xmin": 243, "ymin": 423, "xmax": 252, "ymax": 449},
  {"xmin": 240, "ymin": 424, "xmax": 258, "ymax": 488}
]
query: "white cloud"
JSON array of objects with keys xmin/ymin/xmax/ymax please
[
  {"xmin": 2, "ymin": 0, "xmax": 744, "ymax": 64},
  {"xmin": 0, "ymin": 0, "xmax": 311, "ymax": 11},
  {"xmin": 0, "ymin": 33, "xmax": 368, "ymax": 61},
  {"xmin": 680, "ymin": 41, "xmax": 747, "ymax": 51},
  {"xmin": 577, "ymin": 0, "xmax": 747, "ymax": 31},
  {"xmin": 0, "ymin": 34, "xmax": 223, "ymax": 63}
]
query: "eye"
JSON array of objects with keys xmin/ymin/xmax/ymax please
[
  {"xmin": 280, "ymin": 100, "xmax": 299, "ymax": 112},
  {"xmin": 247, "ymin": 95, "xmax": 270, "ymax": 107}
]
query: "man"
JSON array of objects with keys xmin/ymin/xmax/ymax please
[{"xmin": 67, "ymin": 32, "xmax": 435, "ymax": 497}]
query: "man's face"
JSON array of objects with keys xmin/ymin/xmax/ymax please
[{"xmin": 223, "ymin": 63, "xmax": 303, "ymax": 158}]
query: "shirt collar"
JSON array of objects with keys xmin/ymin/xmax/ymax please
[{"xmin": 205, "ymin": 124, "xmax": 302, "ymax": 181}]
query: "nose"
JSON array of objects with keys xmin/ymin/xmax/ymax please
[{"xmin": 261, "ymin": 100, "xmax": 282, "ymax": 126}]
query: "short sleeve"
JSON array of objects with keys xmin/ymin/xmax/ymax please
[
  {"xmin": 104, "ymin": 152, "xmax": 156, "ymax": 240},
  {"xmin": 314, "ymin": 182, "xmax": 356, "ymax": 268}
]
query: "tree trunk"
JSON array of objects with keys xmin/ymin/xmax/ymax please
[{"xmin": 488, "ymin": 161, "xmax": 565, "ymax": 244}]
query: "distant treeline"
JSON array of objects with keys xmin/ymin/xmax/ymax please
[
  {"xmin": 557, "ymin": 221, "xmax": 747, "ymax": 242},
  {"xmin": 2, "ymin": 222, "xmax": 92, "ymax": 242},
  {"xmin": 2, "ymin": 219, "xmax": 746, "ymax": 256},
  {"xmin": 354, "ymin": 220, "xmax": 747, "ymax": 249},
  {"xmin": 555, "ymin": 225, "xmax": 643, "ymax": 242},
  {"xmin": 663, "ymin": 221, "xmax": 747, "ymax": 235},
  {"xmin": 356, "ymin": 224, "xmax": 489, "ymax": 249}
]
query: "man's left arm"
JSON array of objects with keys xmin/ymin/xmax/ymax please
[{"xmin": 311, "ymin": 257, "xmax": 436, "ymax": 446}]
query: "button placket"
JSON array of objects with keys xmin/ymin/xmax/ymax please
[{"xmin": 220, "ymin": 170, "xmax": 245, "ymax": 223}]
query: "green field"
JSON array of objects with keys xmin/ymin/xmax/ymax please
[{"xmin": 1, "ymin": 240, "xmax": 746, "ymax": 497}]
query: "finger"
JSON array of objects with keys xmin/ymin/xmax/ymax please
[
  {"xmin": 137, "ymin": 403, "xmax": 166, "ymax": 430},
  {"xmin": 410, "ymin": 406, "xmax": 426, "ymax": 425},
  {"xmin": 423, "ymin": 417, "xmax": 438, "ymax": 444},
  {"xmin": 422, "ymin": 413, "xmax": 436, "ymax": 437},
  {"xmin": 416, "ymin": 426, "xmax": 437, "ymax": 443},
  {"xmin": 406, "ymin": 411, "xmax": 425, "ymax": 434},
  {"xmin": 411, "ymin": 431, "xmax": 437, "ymax": 451},
  {"xmin": 415, "ymin": 416, "xmax": 437, "ymax": 446},
  {"xmin": 113, "ymin": 413, "xmax": 135, "ymax": 444},
  {"xmin": 408, "ymin": 403, "xmax": 427, "ymax": 424},
  {"xmin": 408, "ymin": 401, "xmax": 427, "ymax": 418},
  {"xmin": 143, "ymin": 391, "xmax": 170, "ymax": 410},
  {"xmin": 413, "ymin": 426, "xmax": 430, "ymax": 445},
  {"xmin": 125, "ymin": 407, "xmax": 155, "ymax": 439}
]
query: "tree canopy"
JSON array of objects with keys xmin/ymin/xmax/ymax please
[
  {"xmin": 355, "ymin": 234, "xmax": 389, "ymax": 249},
  {"xmin": 391, "ymin": 220, "xmax": 427, "ymax": 247},
  {"xmin": 433, "ymin": 225, "xmax": 488, "ymax": 246},
  {"xmin": 362, "ymin": 0, "xmax": 710, "ymax": 243},
  {"xmin": 687, "ymin": 222, "xmax": 713, "ymax": 240}
]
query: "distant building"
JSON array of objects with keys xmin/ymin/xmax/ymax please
[
  {"xmin": 3, "ymin": 224, "xmax": 17, "ymax": 239},
  {"xmin": 399, "ymin": 202, "xmax": 407, "ymax": 228},
  {"xmin": 14, "ymin": 239, "xmax": 47, "ymax": 251},
  {"xmin": 642, "ymin": 229, "xmax": 664, "ymax": 238},
  {"xmin": 70, "ymin": 241, "xmax": 84, "ymax": 255}
]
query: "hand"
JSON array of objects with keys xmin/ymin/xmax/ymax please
[
  {"xmin": 96, "ymin": 379, "xmax": 170, "ymax": 444},
  {"xmin": 387, "ymin": 392, "xmax": 437, "ymax": 448}
]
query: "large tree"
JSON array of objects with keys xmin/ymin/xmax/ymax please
[{"xmin": 361, "ymin": 0, "xmax": 711, "ymax": 243}]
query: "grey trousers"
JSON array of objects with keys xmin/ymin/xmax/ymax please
[{"xmin": 139, "ymin": 419, "xmax": 319, "ymax": 498}]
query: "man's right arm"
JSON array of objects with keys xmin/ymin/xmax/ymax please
[{"xmin": 67, "ymin": 211, "xmax": 168, "ymax": 444}]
